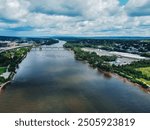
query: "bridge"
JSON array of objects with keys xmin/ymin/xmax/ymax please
[
  {"xmin": 0, "ymin": 45, "xmax": 68, "ymax": 53},
  {"xmin": 32, "ymin": 46, "xmax": 68, "ymax": 51}
]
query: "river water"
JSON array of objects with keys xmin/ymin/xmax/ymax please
[{"xmin": 0, "ymin": 41, "xmax": 150, "ymax": 113}]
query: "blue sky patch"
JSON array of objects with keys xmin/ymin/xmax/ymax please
[{"xmin": 119, "ymin": 0, "xmax": 128, "ymax": 5}]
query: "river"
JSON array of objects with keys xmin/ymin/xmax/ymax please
[{"xmin": 0, "ymin": 41, "xmax": 150, "ymax": 113}]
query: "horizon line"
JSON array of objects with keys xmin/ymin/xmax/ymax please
[{"xmin": 0, "ymin": 35, "xmax": 150, "ymax": 38}]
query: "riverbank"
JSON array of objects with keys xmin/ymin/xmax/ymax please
[
  {"xmin": 1, "ymin": 40, "xmax": 150, "ymax": 113},
  {"xmin": 82, "ymin": 47, "xmax": 149, "ymax": 66},
  {"xmin": 0, "ymin": 47, "xmax": 32, "ymax": 86},
  {"xmin": 97, "ymin": 68, "xmax": 150, "ymax": 93},
  {"xmin": 63, "ymin": 43, "xmax": 150, "ymax": 89},
  {"xmin": 112, "ymin": 73, "xmax": 150, "ymax": 93},
  {"xmin": 0, "ymin": 81, "xmax": 11, "ymax": 91},
  {"xmin": 98, "ymin": 66, "xmax": 150, "ymax": 90}
]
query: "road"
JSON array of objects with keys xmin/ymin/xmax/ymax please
[{"xmin": 0, "ymin": 45, "xmax": 32, "ymax": 54}]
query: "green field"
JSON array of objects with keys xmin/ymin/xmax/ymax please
[
  {"xmin": 0, "ymin": 67, "xmax": 7, "ymax": 75},
  {"xmin": 137, "ymin": 67, "xmax": 150, "ymax": 77},
  {"xmin": 137, "ymin": 67, "xmax": 150, "ymax": 86}
]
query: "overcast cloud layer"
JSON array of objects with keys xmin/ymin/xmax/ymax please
[{"xmin": 0, "ymin": 0, "xmax": 150, "ymax": 36}]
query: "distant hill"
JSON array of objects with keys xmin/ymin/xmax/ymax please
[
  {"xmin": 0, "ymin": 36, "xmax": 58, "ymax": 42},
  {"xmin": 51, "ymin": 36, "xmax": 150, "ymax": 41},
  {"xmin": 0, "ymin": 36, "xmax": 59, "ymax": 45},
  {"xmin": 0, "ymin": 35, "xmax": 150, "ymax": 41}
]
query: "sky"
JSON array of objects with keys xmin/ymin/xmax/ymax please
[{"xmin": 0, "ymin": 0, "xmax": 150, "ymax": 37}]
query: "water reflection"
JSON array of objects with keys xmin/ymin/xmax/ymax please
[{"xmin": 0, "ymin": 41, "xmax": 150, "ymax": 113}]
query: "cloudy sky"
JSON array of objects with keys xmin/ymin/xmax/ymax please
[{"xmin": 0, "ymin": 0, "xmax": 150, "ymax": 36}]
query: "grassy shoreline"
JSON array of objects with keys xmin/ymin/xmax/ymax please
[
  {"xmin": 64, "ymin": 43, "xmax": 150, "ymax": 89},
  {"xmin": 0, "ymin": 47, "xmax": 32, "ymax": 86}
]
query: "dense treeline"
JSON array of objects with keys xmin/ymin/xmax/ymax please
[
  {"xmin": 42, "ymin": 39, "xmax": 58, "ymax": 45},
  {"xmin": 64, "ymin": 43, "xmax": 118, "ymax": 72},
  {"xmin": 141, "ymin": 53, "xmax": 150, "ymax": 58},
  {"xmin": 64, "ymin": 43, "xmax": 150, "ymax": 88},
  {"xmin": 0, "ymin": 47, "xmax": 31, "ymax": 68},
  {"xmin": 63, "ymin": 42, "xmax": 97, "ymax": 49},
  {"xmin": 0, "ymin": 47, "xmax": 31, "ymax": 84},
  {"xmin": 65, "ymin": 39, "xmax": 150, "ymax": 54},
  {"xmin": 114, "ymin": 60, "xmax": 150, "ymax": 81},
  {"xmin": 73, "ymin": 47, "xmax": 115, "ymax": 71},
  {"xmin": 115, "ymin": 60, "xmax": 150, "ymax": 81}
]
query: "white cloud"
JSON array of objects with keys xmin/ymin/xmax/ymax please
[
  {"xmin": 125, "ymin": 0, "xmax": 150, "ymax": 16},
  {"xmin": 0, "ymin": 0, "xmax": 149, "ymax": 36},
  {"xmin": 0, "ymin": 0, "xmax": 30, "ymax": 20}
]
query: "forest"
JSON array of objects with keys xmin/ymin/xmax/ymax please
[
  {"xmin": 64, "ymin": 39, "xmax": 150, "ymax": 57},
  {"xmin": 64, "ymin": 42, "xmax": 150, "ymax": 88}
]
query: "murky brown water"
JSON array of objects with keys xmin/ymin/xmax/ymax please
[{"xmin": 0, "ymin": 41, "xmax": 150, "ymax": 113}]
